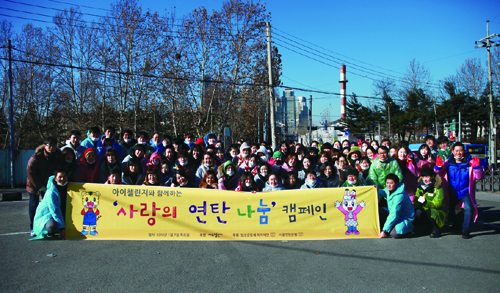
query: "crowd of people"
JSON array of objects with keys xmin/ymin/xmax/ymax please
[{"xmin": 27, "ymin": 126, "xmax": 484, "ymax": 240}]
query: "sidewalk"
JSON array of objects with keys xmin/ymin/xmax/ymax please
[{"xmin": 0, "ymin": 188, "xmax": 25, "ymax": 201}]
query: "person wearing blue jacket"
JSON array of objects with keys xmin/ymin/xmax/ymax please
[
  {"xmin": 435, "ymin": 142, "xmax": 484, "ymax": 239},
  {"xmin": 378, "ymin": 173, "xmax": 415, "ymax": 239},
  {"xmin": 31, "ymin": 170, "xmax": 68, "ymax": 240}
]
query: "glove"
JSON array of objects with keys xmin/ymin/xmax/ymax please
[
  {"xmin": 470, "ymin": 157, "xmax": 480, "ymax": 168},
  {"xmin": 406, "ymin": 156, "xmax": 412, "ymax": 164},
  {"xmin": 436, "ymin": 156, "xmax": 444, "ymax": 168}
]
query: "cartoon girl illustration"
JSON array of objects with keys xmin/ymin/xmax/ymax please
[
  {"xmin": 335, "ymin": 189, "xmax": 365, "ymax": 235},
  {"xmin": 81, "ymin": 191, "xmax": 100, "ymax": 236}
]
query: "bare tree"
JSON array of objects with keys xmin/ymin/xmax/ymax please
[{"xmin": 454, "ymin": 58, "xmax": 486, "ymax": 99}]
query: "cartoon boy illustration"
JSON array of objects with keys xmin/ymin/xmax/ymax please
[
  {"xmin": 335, "ymin": 189, "xmax": 365, "ymax": 235},
  {"xmin": 81, "ymin": 191, "xmax": 100, "ymax": 236}
]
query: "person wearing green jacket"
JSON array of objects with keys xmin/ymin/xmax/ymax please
[
  {"xmin": 436, "ymin": 136, "xmax": 451, "ymax": 161},
  {"xmin": 31, "ymin": 170, "xmax": 68, "ymax": 240},
  {"xmin": 414, "ymin": 166, "xmax": 447, "ymax": 238},
  {"xmin": 368, "ymin": 146, "xmax": 402, "ymax": 189},
  {"xmin": 379, "ymin": 173, "xmax": 414, "ymax": 238}
]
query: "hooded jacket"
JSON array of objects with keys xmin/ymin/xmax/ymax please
[
  {"xmin": 378, "ymin": 182, "xmax": 414, "ymax": 235},
  {"xmin": 26, "ymin": 145, "xmax": 62, "ymax": 193},
  {"xmin": 414, "ymin": 174, "xmax": 447, "ymax": 228},
  {"xmin": 368, "ymin": 157, "xmax": 403, "ymax": 189},
  {"xmin": 31, "ymin": 176, "xmax": 65, "ymax": 239}
]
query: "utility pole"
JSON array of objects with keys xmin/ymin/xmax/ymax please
[
  {"xmin": 308, "ymin": 95, "xmax": 312, "ymax": 145},
  {"xmin": 378, "ymin": 122, "xmax": 381, "ymax": 143},
  {"xmin": 387, "ymin": 103, "xmax": 391, "ymax": 139},
  {"xmin": 266, "ymin": 22, "xmax": 276, "ymax": 149},
  {"xmin": 433, "ymin": 100, "xmax": 439, "ymax": 137},
  {"xmin": 475, "ymin": 20, "xmax": 499, "ymax": 170},
  {"xmin": 257, "ymin": 108, "xmax": 261, "ymax": 142},
  {"xmin": 458, "ymin": 112, "xmax": 462, "ymax": 142},
  {"xmin": 7, "ymin": 39, "xmax": 15, "ymax": 188}
]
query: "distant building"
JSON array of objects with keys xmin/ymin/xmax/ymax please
[
  {"xmin": 297, "ymin": 96, "xmax": 309, "ymax": 135},
  {"xmin": 276, "ymin": 89, "xmax": 310, "ymax": 140},
  {"xmin": 276, "ymin": 89, "xmax": 295, "ymax": 140}
]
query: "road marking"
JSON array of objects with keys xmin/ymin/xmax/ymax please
[{"xmin": 0, "ymin": 231, "xmax": 30, "ymax": 236}]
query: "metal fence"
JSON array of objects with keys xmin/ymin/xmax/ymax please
[
  {"xmin": 0, "ymin": 150, "xmax": 34, "ymax": 187},
  {"xmin": 477, "ymin": 167, "xmax": 500, "ymax": 192}
]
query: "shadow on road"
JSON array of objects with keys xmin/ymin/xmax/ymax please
[{"xmin": 241, "ymin": 240, "xmax": 500, "ymax": 275}]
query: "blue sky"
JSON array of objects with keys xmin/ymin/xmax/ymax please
[{"xmin": 2, "ymin": 0, "xmax": 499, "ymax": 123}]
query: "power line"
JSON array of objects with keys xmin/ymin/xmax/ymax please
[
  {"xmin": 2, "ymin": 53, "xmax": 406, "ymax": 104},
  {"xmin": 46, "ymin": 0, "xmax": 111, "ymax": 13},
  {"xmin": 0, "ymin": 56, "xmax": 269, "ymax": 87},
  {"xmin": 0, "ymin": 12, "xmax": 53, "ymax": 25},
  {"xmin": 3, "ymin": 0, "xmax": 105, "ymax": 18},
  {"xmin": 273, "ymin": 26, "xmax": 443, "ymax": 90},
  {"xmin": 0, "ymin": 9, "xmax": 247, "ymax": 42},
  {"xmin": 274, "ymin": 34, "xmax": 442, "ymax": 90},
  {"xmin": 281, "ymin": 74, "xmax": 325, "ymax": 92},
  {"xmin": 2, "ymin": 0, "xmax": 261, "ymax": 33},
  {"xmin": 273, "ymin": 26, "xmax": 409, "ymax": 80},
  {"xmin": 274, "ymin": 40, "xmax": 381, "ymax": 83},
  {"xmin": 274, "ymin": 36, "xmax": 411, "ymax": 85}
]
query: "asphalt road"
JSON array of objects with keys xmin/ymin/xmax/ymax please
[{"xmin": 1, "ymin": 192, "xmax": 500, "ymax": 292}]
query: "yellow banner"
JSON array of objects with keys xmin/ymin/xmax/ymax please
[{"xmin": 65, "ymin": 184, "xmax": 380, "ymax": 240}]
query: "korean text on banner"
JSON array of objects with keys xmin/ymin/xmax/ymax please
[{"xmin": 66, "ymin": 184, "xmax": 380, "ymax": 240}]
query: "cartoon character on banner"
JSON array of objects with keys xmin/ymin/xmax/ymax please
[
  {"xmin": 80, "ymin": 191, "xmax": 101, "ymax": 236},
  {"xmin": 335, "ymin": 189, "xmax": 365, "ymax": 235}
]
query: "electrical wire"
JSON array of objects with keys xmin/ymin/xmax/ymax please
[
  {"xmin": 2, "ymin": 52, "xmax": 406, "ymax": 104},
  {"xmin": 273, "ymin": 27, "xmax": 443, "ymax": 90},
  {"xmin": 0, "ymin": 10, "xmax": 244, "ymax": 42},
  {"xmin": 274, "ymin": 40, "xmax": 381, "ymax": 83},
  {"xmin": 273, "ymin": 34, "xmax": 442, "ymax": 90},
  {"xmin": 273, "ymin": 25, "xmax": 442, "ymax": 88},
  {"xmin": 2, "ymin": 0, "xmax": 263, "ymax": 36},
  {"xmin": 0, "ymin": 56, "xmax": 269, "ymax": 87},
  {"xmin": 46, "ymin": 0, "xmax": 111, "ymax": 13}
]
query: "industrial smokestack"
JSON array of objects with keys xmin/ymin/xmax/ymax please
[{"xmin": 339, "ymin": 64, "xmax": 347, "ymax": 121}]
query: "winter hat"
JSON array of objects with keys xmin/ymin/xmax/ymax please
[
  {"xmin": 195, "ymin": 137, "xmax": 204, "ymax": 145},
  {"xmin": 272, "ymin": 151, "xmax": 283, "ymax": 159},
  {"xmin": 256, "ymin": 146, "xmax": 268, "ymax": 156},
  {"xmin": 350, "ymin": 145, "xmax": 361, "ymax": 152},
  {"xmin": 240, "ymin": 142, "xmax": 251, "ymax": 153},
  {"xmin": 84, "ymin": 148, "xmax": 95, "ymax": 158},
  {"xmin": 420, "ymin": 166, "xmax": 434, "ymax": 177},
  {"xmin": 223, "ymin": 160, "xmax": 234, "ymax": 172},
  {"xmin": 148, "ymin": 152, "xmax": 161, "ymax": 165},
  {"xmin": 348, "ymin": 148, "xmax": 362, "ymax": 158}
]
